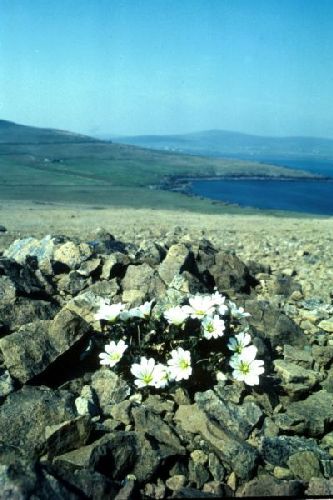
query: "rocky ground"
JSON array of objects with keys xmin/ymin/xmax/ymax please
[{"xmin": 0, "ymin": 202, "xmax": 333, "ymax": 498}]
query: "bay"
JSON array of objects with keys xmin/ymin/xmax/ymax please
[
  {"xmin": 189, "ymin": 156, "xmax": 333, "ymax": 215},
  {"xmin": 191, "ymin": 178, "xmax": 333, "ymax": 215}
]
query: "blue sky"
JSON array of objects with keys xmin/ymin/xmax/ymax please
[{"xmin": 0, "ymin": 0, "xmax": 333, "ymax": 137}]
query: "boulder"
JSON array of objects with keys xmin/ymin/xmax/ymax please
[
  {"xmin": 0, "ymin": 386, "xmax": 76, "ymax": 456},
  {"xmin": 0, "ymin": 309, "xmax": 90, "ymax": 383}
]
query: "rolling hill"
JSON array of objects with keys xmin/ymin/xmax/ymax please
[
  {"xmin": 0, "ymin": 121, "xmax": 322, "ymax": 213},
  {"xmin": 111, "ymin": 129, "xmax": 333, "ymax": 161}
]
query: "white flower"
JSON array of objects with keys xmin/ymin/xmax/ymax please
[
  {"xmin": 164, "ymin": 306, "xmax": 189, "ymax": 326},
  {"xmin": 229, "ymin": 345, "xmax": 264, "ymax": 385},
  {"xmin": 228, "ymin": 301, "xmax": 250, "ymax": 319},
  {"xmin": 99, "ymin": 339, "xmax": 128, "ymax": 367},
  {"xmin": 95, "ymin": 301, "xmax": 125, "ymax": 322},
  {"xmin": 210, "ymin": 290, "xmax": 229, "ymax": 315},
  {"xmin": 202, "ymin": 315, "xmax": 225, "ymax": 340},
  {"xmin": 167, "ymin": 347, "xmax": 192, "ymax": 381},
  {"xmin": 131, "ymin": 357, "xmax": 159, "ymax": 388},
  {"xmin": 182, "ymin": 295, "xmax": 215, "ymax": 320},
  {"xmin": 153, "ymin": 363, "xmax": 170, "ymax": 388},
  {"xmin": 228, "ymin": 331, "xmax": 252, "ymax": 354},
  {"xmin": 211, "ymin": 290, "xmax": 225, "ymax": 306},
  {"xmin": 128, "ymin": 300, "xmax": 154, "ymax": 319}
]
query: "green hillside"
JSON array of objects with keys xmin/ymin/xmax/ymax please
[{"xmin": 0, "ymin": 120, "xmax": 321, "ymax": 213}]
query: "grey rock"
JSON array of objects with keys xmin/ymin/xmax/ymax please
[
  {"xmin": 208, "ymin": 453, "xmax": 225, "ymax": 482},
  {"xmin": 90, "ymin": 369, "xmax": 130, "ymax": 413},
  {"xmin": 4, "ymin": 235, "xmax": 56, "ymax": 267},
  {"xmin": 110, "ymin": 399, "xmax": 133, "ymax": 425},
  {"xmin": 261, "ymin": 435, "xmax": 330, "ymax": 467},
  {"xmin": 0, "ymin": 309, "xmax": 90, "ymax": 383},
  {"xmin": 43, "ymin": 416, "xmax": 92, "ymax": 459},
  {"xmin": 0, "ymin": 386, "xmax": 76, "ymax": 455},
  {"xmin": 0, "ymin": 276, "xmax": 16, "ymax": 305},
  {"xmin": 122, "ymin": 263, "xmax": 165, "ymax": 303},
  {"xmin": 132, "ymin": 406, "xmax": 185, "ymax": 453},
  {"xmin": 53, "ymin": 240, "xmax": 92, "ymax": 270},
  {"xmin": 143, "ymin": 394, "xmax": 175, "ymax": 415},
  {"xmin": 283, "ymin": 344, "xmax": 313, "ymax": 369},
  {"xmin": 0, "ymin": 297, "xmax": 59, "ymax": 331},
  {"xmin": 175, "ymin": 404, "xmax": 258, "ymax": 480},
  {"xmin": 77, "ymin": 257, "xmax": 101, "ymax": 277},
  {"xmin": 237, "ymin": 475, "xmax": 305, "ymax": 497},
  {"xmin": 100, "ymin": 253, "xmax": 129, "ymax": 280},
  {"xmin": 274, "ymin": 359, "xmax": 320, "ymax": 396},
  {"xmin": 210, "ymin": 251, "xmax": 252, "ymax": 294},
  {"xmin": 0, "ymin": 256, "xmax": 54, "ymax": 297},
  {"xmin": 0, "ymin": 461, "xmax": 79, "ymax": 500},
  {"xmin": 318, "ymin": 319, "xmax": 333, "ymax": 333},
  {"xmin": 56, "ymin": 271, "xmax": 91, "ymax": 295},
  {"xmin": 195, "ymin": 389, "xmax": 262, "ymax": 440},
  {"xmin": 245, "ymin": 299, "xmax": 306, "ymax": 349},
  {"xmin": 0, "ymin": 369, "xmax": 15, "ymax": 397},
  {"xmin": 312, "ymin": 344, "xmax": 333, "ymax": 368},
  {"xmin": 188, "ymin": 459, "xmax": 210, "ymax": 489},
  {"xmin": 166, "ymin": 475, "xmax": 186, "ymax": 491},
  {"xmin": 287, "ymin": 451, "xmax": 323, "ymax": 481},
  {"xmin": 306, "ymin": 477, "xmax": 333, "ymax": 496},
  {"xmin": 54, "ymin": 432, "xmax": 138, "ymax": 480},
  {"xmin": 285, "ymin": 390, "xmax": 333, "ymax": 437},
  {"xmin": 0, "ymin": 225, "xmax": 7, "ymax": 232},
  {"xmin": 158, "ymin": 243, "xmax": 194, "ymax": 286}
]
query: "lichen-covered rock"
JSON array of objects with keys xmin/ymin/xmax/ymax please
[
  {"xmin": 0, "ymin": 309, "xmax": 90, "ymax": 383},
  {"xmin": 0, "ymin": 386, "xmax": 76, "ymax": 456},
  {"xmin": 174, "ymin": 404, "xmax": 258, "ymax": 480},
  {"xmin": 237, "ymin": 475, "xmax": 305, "ymax": 497},
  {"xmin": 122, "ymin": 263, "xmax": 165, "ymax": 303},
  {"xmin": 195, "ymin": 389, "xmax": 262, "ymax": 441}
]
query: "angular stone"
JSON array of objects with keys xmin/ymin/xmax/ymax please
[
  {"xmin": 261, "ymin": 435, "xmax": 330, "ymax": 467},
  {"xmin": 54, "ymin": 432, "xmax": 138, "ymax": 480},
  {"xmin": 210, "ymin": 251, "xmax": 251, "ymax": 294},
  {"xmin": 0, "ymin": 369, "xmax": 15, "ymax": 397},
  {"xmin": 306, "ymin": 478, "xmax": 333, "ymax": 496},
  {"xmin": 122, "ymin": 263, "xmax": 165, "ymax": 302},
  {"xmin": 319, "ymin": 320, "xmax": 333, "ymax": 333},
  {"xmin": 245, "ymin": 300, "xmax": 306, "ymax": 349},
  {"xmin": 132, "ymin": 406, "xmax": 185, "ymax": 454},
  {"xmin": 283, "ymin": 344, "xmax": 313, "ymax": 369},
  {"xmin": 286, "ymin": 390, "xmax": 333, "ymax": 437},
  {"xmin": 195, "ymin": 389, "xmax": 262, "ymax": 440},
  {"xmin": 0, "ymin": 276, "xmax": 16, "ymax": 305},
  {"xmin": 158, "ymin": 243, "xmax": 194, "ymax": 286},
  {"xmin": 237, "ymin": 475, "xmax": 305, "ymax": 498},
  {"xmin": 43, "ymin": 416, "xmax": 92, "ymax": 459},
  {"xmin": 312, "ymin": 345, "xmax": 333, "ymax": 368},
  {"xmin": 53, "ymin": 241, "xmax": 92, "ymax": 270},
  {"xmin": 90, "ymin": 369, "xmax": 130, "ymax": 413},
  {"xmin": 0, "ymin": 309, "xmax": 90, "ymax": 383},
  {"xmin": 4, "ymin": 235, "xmax": 56, "ymax": 266},
  {"xmin": 174, "ymin": 404, "xmax": 258, "ymax": 480},
  {"xmin": 288, "ymin": 451, "xmax": 322, "ymax": 481},
  {"xmin": 0, "ymin": 386, "xmax": 76, "ymax": 455},
  {"xmin": 274, "ymin": 359, "xmax": 320, "ymax": 394}
]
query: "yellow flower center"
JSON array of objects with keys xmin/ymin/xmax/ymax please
[{"xmin": 240, "ymin": 361, "xmax": 250, "ymax": 374}]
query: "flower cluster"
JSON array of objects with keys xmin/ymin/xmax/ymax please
[{"xmin": 94, "ymin": 289, "xmax": 264, "ymax": 391}]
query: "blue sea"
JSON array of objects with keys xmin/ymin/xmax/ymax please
[{"xmin": 190, "ymin": 158, "xmax": 333, "ymax": 215}]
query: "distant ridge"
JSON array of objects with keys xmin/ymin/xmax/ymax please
[
  {"xmin": 111, "ymin": 129, "xmax": 333, "ymax": 160},
  {"xmin": 0, "ymin": 119, "xmax": 102, "ymax": 145}
]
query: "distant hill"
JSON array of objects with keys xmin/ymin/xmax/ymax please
[
  {"xmin": 0, "ymin": 120, "xmax": 100, "ymax": 145},
  {"xmin": 0, "ymin": 120, "xmax": 322, "ymax": 213},
  {"xmin": 111, "ymin": 129, "xmax": 333, "ymax": 160}
]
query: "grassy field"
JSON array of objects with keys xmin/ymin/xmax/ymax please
[{"xmin": 0, "ymin": 121, "xmax": 321, "ymax": 213}]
